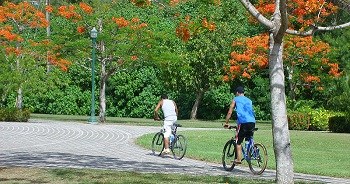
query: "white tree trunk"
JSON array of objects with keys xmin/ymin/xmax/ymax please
[
  {"xmin": 46, "ymin": 0, "xmax": 51, "ymax": 73},
  {"xmin": 269, "ymin": 33, "xmax": 294, "ymax": 184},
  {"xmin": 99, "ymin": 60, "xmax": 107, "ymax": 123},
  {"xmin": 15, "ymin": 87, "xmax": 23, "ymax": 109}
]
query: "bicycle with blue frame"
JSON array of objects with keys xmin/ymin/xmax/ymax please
[
  {"xmin": 151, "ymin": 123, "xmax": 187, "ymax": 160},
  {"xmin": 222, "ymin": 125, "xmax": 268, "ymax": 175}
]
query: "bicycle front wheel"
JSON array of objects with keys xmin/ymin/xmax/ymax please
[
  {"xmin": 151, "ymin": 132, "xmax": 164, "ymax": 156},
  {"xmin": 171, "ymin": 134, "xmax": 187, "ymax": 160},
  {"xmin": 222, "ymin": 139, "xmax": 236, "ymax": 171},
  {"xmin": 247, "ymin": 143, "xmax": 268, "ymax": 175}
]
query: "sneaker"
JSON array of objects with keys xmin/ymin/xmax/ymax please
[
  {"xmin": 162, "ymin": 149, "xmax": 170, "ymax": 155},
  {"xmin": 233, "ymin": 160, "xmax": 242, "ymax": 164}
]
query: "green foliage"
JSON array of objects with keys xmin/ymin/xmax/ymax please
[
  {"xmin": 247, "ymin": 75, "xmax": 271, "ymax": 120},
  {"xmin": 197, "ymin": 84, "xmax": 232, "ymax": 120},
  {"xmin": 329, "ymin": 116, "xmax": 350, "ymax": 133},
  {"xmin": 0, "ymin": 108, "xmax": 30, "ymax": 122},
  {"xmin": 107, "ymin": 66, "xmax": 164, "ymax": 118},
  {"xmin": 25, "ymin": 86, "xmax": 91, "ymax": 115},
  {"xmin": 292, "ymin": 105, "xmax": 344, "ymax": 131}
]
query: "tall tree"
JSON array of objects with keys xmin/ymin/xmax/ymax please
[
  {"xmin": 237, "ymin": 0, "xmax": 350, "ymax": 183},
  {"xmin": 170, "ymin": 0, "xmax": 253, "ymax": 119},
  {"xmin": 0, "ymin": 2, "xmax": 69, "ymax": 109},
  {"xmin": 52, "ymin": 1, "xmax": 158, "ymax": 123}
]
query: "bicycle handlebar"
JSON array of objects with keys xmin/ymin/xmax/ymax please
[{"xmin": 224, "ymin": 124, "xmax": 258, "ymax": 131}]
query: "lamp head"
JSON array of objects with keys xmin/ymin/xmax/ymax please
[{"xmin": 90, "ymin": 27, "xmax": 98, "ymax": 39}]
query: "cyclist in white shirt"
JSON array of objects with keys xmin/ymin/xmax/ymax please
[{"xmin": 154, "ymin": 94, "xmax": 178, "ymax": 154}]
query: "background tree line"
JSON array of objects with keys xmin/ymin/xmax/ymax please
[{"xmin": 1, "ymin": 0, "xmax": 349, "ymax": 122}]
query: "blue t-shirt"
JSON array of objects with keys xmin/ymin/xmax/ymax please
[{"xmin": 233, "ymin": 96, "xmax": 256, "ymax": 124}]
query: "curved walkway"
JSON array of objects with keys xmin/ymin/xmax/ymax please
[{"xmin": 0, "ymin": 120, "xmax": 349, "ymax": 184}]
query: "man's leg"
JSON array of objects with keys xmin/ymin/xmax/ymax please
[
  {"xmin": 162, "ymin": 120, "xmax": 172, "ymax": 154},
  {"xmin": 235, "ymin": 144, "xmax": 242, "ymax": 164},
  {"xmin": 163, "ymin": 137, "xmax": 170, "ymax": 153}
]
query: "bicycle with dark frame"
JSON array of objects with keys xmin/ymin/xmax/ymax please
[
  {"xmin": 151, "ymin": 122, "xmax": 187, "ymax": 160},
  {"xmin": 222, "ymin": 124, "xmax": 268, "ymax": 175}
]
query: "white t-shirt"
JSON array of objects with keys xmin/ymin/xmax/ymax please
[{"xmin": 162, "ymin": 99, "xmax": 177, "ymax": 120}]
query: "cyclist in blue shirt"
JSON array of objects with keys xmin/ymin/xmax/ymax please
[{"xmin": 224, "ymin": 86, "xmax": 256, "ymax": 164}]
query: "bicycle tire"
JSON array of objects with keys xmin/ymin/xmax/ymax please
[
  {"xmin": 151, "ymin": 132, "xmax": 164, "ymax": 156},
  {"xmin": 171, "ymin": 134, "xmax": 187, "ymax": 160},
  {"xmin": 222, "ymin": 139, "xmax": 236, "ymax": 171},
  {"xmin": 247, "ymin": 143, "xmax": 268, "ymax": 175}
]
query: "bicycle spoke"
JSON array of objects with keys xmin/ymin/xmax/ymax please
[
  {"xmin": 222, "ymin": 140, "xmax": 236, "ymax": 171},
  {"xmin": 247, "ymin": 143, "xmax": 268, "ymax": 175},
  {"xmin": 152, "ymin": 132, "xmax": 164, "ymax": 156},
  {"xmin": 172, "ymin": 134, "xmax": 187, "ymax": 160}
]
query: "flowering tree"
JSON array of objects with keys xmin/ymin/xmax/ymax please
[
  {"xmin": 171, "ymin": 0, "xmax": 250, "ymax": 119},
  {"xmin": 51, "ymin": 1, "xmax": 154, "ymax": 123},
  {"xmin": 225, "ymin": 34, "xmax": 342, "ymax": 100},
  {"xmin": 0, "ymin": 2, "xmax": 70, "ymax": 108},
  {"xmin": 235, "ymin": 0, "xmax": 350, "ymax": 183}
]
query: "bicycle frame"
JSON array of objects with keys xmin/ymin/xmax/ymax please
[
  {"xmin": 241, "ymin": 137, "xmax": 255, "ymax": 161},
  {"xmin": 222, "ymin": 125, "xmax": 267, "ymax": 175},
  {"xmin": 152, "ymin": 123, "xmax": 187, "ymax": 160},
  {"xmin": 226, "ymin": 125, "xmax": 260, "ymax": 162}
]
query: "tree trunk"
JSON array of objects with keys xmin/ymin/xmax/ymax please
[
  {"xmin": 98, "ymin": 20, "xmax": 107, "ymax": 123},
  {"xmin": 15, "ymin": 87, "xmax": 22, "ymax": 109},
  {"xmin": 286, "ymin": 66, "xmax": 296, "ymax": 101},
  {"xmin": 46, "ymin": 0, "xmax": 51, "ymax": 73},
  {"xmin": 99, "ymin": 60, "xmax": 107, "ymax": 123},
  {"xmin": 15, "ymin": 57, "xmax": 22, "ymax": 110},
  {"xmin": 190, "ymin": 90, "xmax": 204, "ymax": 119},
  {"xmin": 269, "ymin": 33, "xmax": 294, "ymax": 184}
]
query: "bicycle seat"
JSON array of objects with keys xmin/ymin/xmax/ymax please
[{"xmin": 228, "ymin": 126, "xmax": 237, "ymax": 130}]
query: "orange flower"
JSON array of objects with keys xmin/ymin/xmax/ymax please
[
  {"xmin": 131, "ymin": 17, "xmax": 140, "ymax": 23},
  {"xmin": 138, "ymin": 23, "xmax": 148, "ymax": 29},
  {"xmin": 45, "ymin": 5, "xmax": 53, "ymax": 13},
  {"xmin": 113, "ymin": 17, "xmax": 129, "ymax": 28},
  {"xmin": 175, "ymin": 23, "xmax": 190, "ymax": 42},
  {"xmin": 131, "ymin": 55, "xmax": 138, "ymax": 61},
  {"xmin": 79, "ymin": 2, "xmax": 93, "ymax": 14},
  {"xmin": 170, "ymin": 0, "xmax": 181, "ymax": 6},
  {"xmin": 242, "ymin": 71, "xmax": 251, "ymax": 78},
  {"xmin": 77, "ymin": 26, "xmax": 85, "ymax": 33}
]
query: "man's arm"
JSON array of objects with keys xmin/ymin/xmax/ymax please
[
  {"xmin": 173, "ymin": 101, "xmax": 178, "ymax": 116},
  {"xmin": 154, "ymin": 100, "xmax": 163, "ymax": 120},
  {"xmin": 225, "ymin": 100, "xmax": 236, "ymax": 125}
]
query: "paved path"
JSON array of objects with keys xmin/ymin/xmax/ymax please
[{"xmin": 0, "ymin": 120, "xmax": 349, "ymax": 184}]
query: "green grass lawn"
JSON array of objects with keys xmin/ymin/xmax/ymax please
[
  {"xmin": 136, "ymin": 126, "xmax": 350, "ymax": 178},
  {"xmin": 0, "ymin": 167, "xmax": 279, "ymax": 184}
]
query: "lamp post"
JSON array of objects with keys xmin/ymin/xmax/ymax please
[{"xmin": 88, "ymin": 27, "xmax": 98, "ymax": 124}]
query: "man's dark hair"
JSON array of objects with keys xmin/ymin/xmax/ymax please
[
  {"xmin": 235, "ymin": 86, "xmax": 244, "ymax": 94},
  {"xmin": 161, "ymin": 94, "xmax": 168, "ymax": 99}
]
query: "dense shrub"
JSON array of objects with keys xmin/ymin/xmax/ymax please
[
  {"xmin": 291, "ymin": 106, "xmax": 343, "ymax": 131},
  {"xmin": 287, "ymin": 111, "xmax": 311, "ymax": 130},
  {"xmin": 25, "ymin": 86, "xmax": 91, "ymax": 115},
  {"xmin": 0, "ymin": 108, "xmax": 30, "ymax": 122},
  {"xmin": 197, "ymin": 85, "xmax": 232, "ymax": 120},
  {"xmin": 329, "ymin": 116, "xmax": 350, "ymax": 133}
]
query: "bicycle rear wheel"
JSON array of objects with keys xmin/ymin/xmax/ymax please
[
  {"xmin": 222, "ymin": 139, "xmax": 236, "ymax": 171},
  {"xmin": 247, "ymin": 143, "xmax": 268, "ymax": 175},
  {"xmin": 152, "ymin": 132, "xmax": 164, "ymax": 156},
  {"xmin": 171, "ymin": 134, "xmax": 187, "ymax": 160}
]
